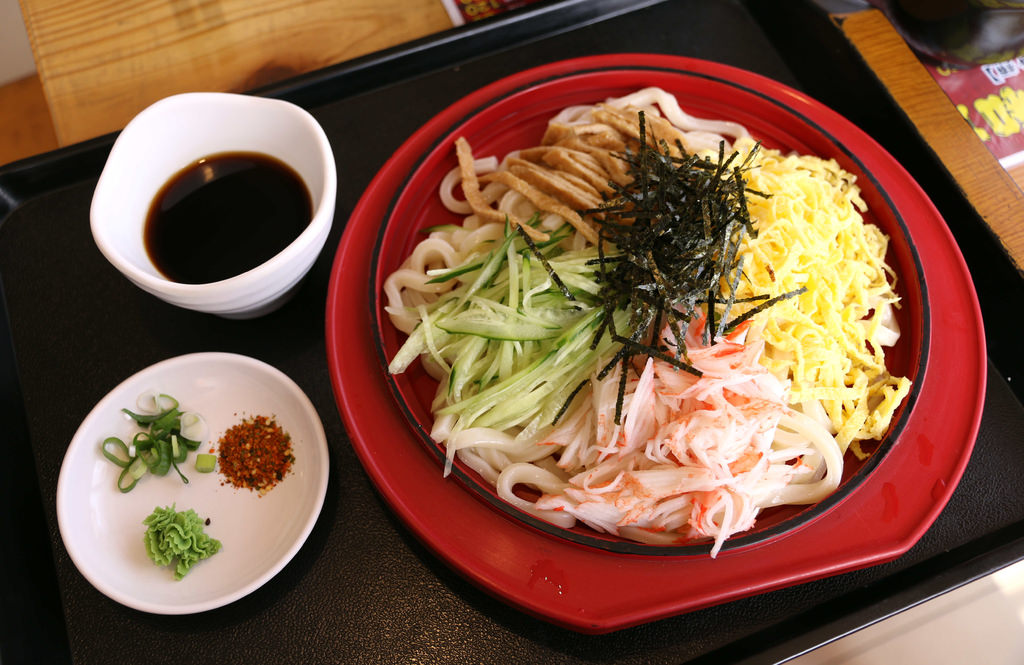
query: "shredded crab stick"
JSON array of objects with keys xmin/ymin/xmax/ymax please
[{"xmin": 518, "ymin": 318, "xmax": 842, "ymax": 556}]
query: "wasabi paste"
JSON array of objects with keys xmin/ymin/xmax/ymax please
[{"xmin": 142, "ymin": 504, "xmax": 221, "ymax": 580}]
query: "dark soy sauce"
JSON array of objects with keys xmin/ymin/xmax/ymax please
[{"xmin": 145, "ymin": 152, "xmax": 312, "ymax": 284}]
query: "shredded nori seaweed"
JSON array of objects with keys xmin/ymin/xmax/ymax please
[
  {"xmin": 514, "ymin": 222, "xmax": 576, "ymax": 300},
  {"xmin": 570, "ymin": 111, "xmax": 801, "ymax": 424}
]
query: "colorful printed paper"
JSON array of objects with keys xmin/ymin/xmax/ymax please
[
  {"xmin": 925, "ymin": 57, "xmax": 1024, "ymax": 169},
  {"xmin": 441, "ymin": 0, "xmax": 545, "ymax": 25}
]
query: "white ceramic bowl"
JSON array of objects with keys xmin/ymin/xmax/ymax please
[
  {"xmin": 56, "ymin": 352, "xmax": 330, "ymax": 613},
  {"xmin": 90, "ymin": 92, "xmax": 337, "ymax": 319}
]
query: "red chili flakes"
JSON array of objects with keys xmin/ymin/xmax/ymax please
[{"xmin": 217, "ymin": 415, "xmax": 295, "ymax": 495}]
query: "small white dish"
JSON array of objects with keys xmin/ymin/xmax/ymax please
[
  {"xmin": 56, "ymin": 352, "xmax": 329, "ymax": 614},
  {"xmin": 90, "ymin": 92, "xmax": 337, "ymax": 319}
]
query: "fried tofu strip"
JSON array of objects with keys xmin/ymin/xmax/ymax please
[
  {"xmin": 455, "ymin": 102, "xmax": 698, "ymax": 247},
  {"xmin": 532, "ymin": 147, "xmax": 616, "ymax": 196},
  {"xmin": 506, "ymin": 157, "xmax": 604, "ymax": 210},
  {"xmin": 592, "ymin": 106, "xmax": 692, "ymax": 155},
  {"xmin": 455, "ymin": 136, "xmax": 549, "ymax": 241},
  {"xmin": 479, "ymin": 170, "xmax": 599, "ymax": 244}
]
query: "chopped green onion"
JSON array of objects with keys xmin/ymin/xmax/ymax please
[
  {"xmin": 170, "ymin": 459, "xmax": 189, "ymax": 485},
  {"xmin": 152, "ymin": 440, "xmax": 172, "ymax": 476},
  {"xmin": 134, "ymin": 390, "xmax": 178, "ymax": 416},
  {"xmin": 172, "ymin": 437, "xmax": 187, "ymax": 464},
  {"xmin": 117, "ymin": 467, "xmax": 138, "ymax": 493},
  {"xmin": 155, "ymin": 393, "xmax": 178, "ymax": 412},
  {"xmin": 101, "ymin": 437, "xmax": 131, "ymax": 468},
  {"xmin": 133, "ymin": 431, "xmax": 154, "ymax": 451},
  {"xmin": 128, "ymin": 455, "xmax": 148, "ymax": 479},
  {"xmin": 118, "ymin": 456, "xmax": 149, "ymax": 493},
  {"xmin": 103, "ymin": 392, "xmax": 206, "ymax": 492},
  {"xmin": 151, "ymin": 409, "xmax": 181, "ymax": 435},
  {"xmin": 195, "ymin": 454, "xmax": 217, "ymax": 473},
  {"xmin": 178, "ymin": 412, "xmax": 207, "ymax": 442},
  {"xmin": 120, "ymin": 407, "xmax": 162, "ymax": 424},
  {"xmin": 135, "ymin": 389, "xmax": 163, "ymax": 415}
]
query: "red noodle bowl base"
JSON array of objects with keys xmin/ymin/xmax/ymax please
[{"xmin": 326, "ymin": 54, "xmax": 983, "ymax": 632}]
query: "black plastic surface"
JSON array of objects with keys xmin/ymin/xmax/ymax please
[{"xmin": 2, "ymin": 1, "xmax": 1023, "ymax": 663}]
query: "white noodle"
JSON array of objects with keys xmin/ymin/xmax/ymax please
[{"xmin": 382, "ymin": 87, "xmax": 900, "ymax": 555}]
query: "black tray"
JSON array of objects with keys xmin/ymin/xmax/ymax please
[{"xmin": 3, "ymin": 1, "xmax": 1023, "ymax": 663}]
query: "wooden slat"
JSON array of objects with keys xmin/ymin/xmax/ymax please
[
  {"xmin": 0, "ymin": 73, "xmax": 58, "ymax": 167},
  {"xmin": 17, "ymin": 0, "xmax": 453, "ymax": 147},
  {"xmin": 837, "ymin": 9, "xmax": 1024, "ymax": 272}
]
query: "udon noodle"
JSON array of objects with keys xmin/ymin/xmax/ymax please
[{"xmin": 383, "ymin": 87, "xmax": 909, "ymax": 555}]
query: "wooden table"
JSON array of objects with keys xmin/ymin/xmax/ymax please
[
  {"xmin": 17, "ymin": 0, "xmax": 454, "ymax": 146},
  {"xmin": 835, "ymin": 8, "xmax": 1024, "ymax": 273},
  {"xmin": 16, "ymin": 1, "xmax": 1022, "ymax": 271}
]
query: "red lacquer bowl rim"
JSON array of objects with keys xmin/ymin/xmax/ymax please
[
  {"xmin": 365, "ymin": 61, "xmax": 929, "ymax": 557},
  {"xmin": 325, "ymin": 54, "xmax": 985, "ymax": 633}
]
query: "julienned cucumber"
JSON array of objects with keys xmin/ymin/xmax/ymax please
[
  {"xmin": 436, "ymin": 314, "xmax": 560, "ymax": 341},
  {"xmin": 439, "ymin": 306, "xmax": 629, "ymax": 438},
  {"xmin": 388, "ymin": 220, "xmax": 624, "ymax": 439}
]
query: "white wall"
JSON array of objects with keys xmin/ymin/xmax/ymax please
[{"xmin": 1, "ymin": 0, "xmax": 36, "ymax": 86}]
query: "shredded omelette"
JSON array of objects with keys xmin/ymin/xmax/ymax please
[{"xmin": 729, "ymin": 138, "xmax": 912, "ymax": 457}]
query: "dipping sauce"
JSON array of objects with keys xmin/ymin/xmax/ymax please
[{"xmin": 145, "ymin": 152, "xmax": 312, "ymax": 284}]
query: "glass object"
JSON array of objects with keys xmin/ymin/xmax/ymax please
[{"xmin": 870, "ymin": 0, "xmax": 1024, "ymax": 67}]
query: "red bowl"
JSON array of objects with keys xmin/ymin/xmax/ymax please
[
  {"xmin": 326, "ymin": 54, "xmax": 984, "ymax": 632},
  {"xmin": 368, "ymin": 66, "xmax": 928, "ymax": 556}
]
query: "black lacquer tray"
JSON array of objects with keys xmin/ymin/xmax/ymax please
[{"xmin": 3, "ymin": 1, "xmax": 1023, "ymax": 663}]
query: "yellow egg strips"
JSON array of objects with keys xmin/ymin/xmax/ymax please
[{"xmin": 730, "ymin": 139, "xmax": 913, "ymax": 457}]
